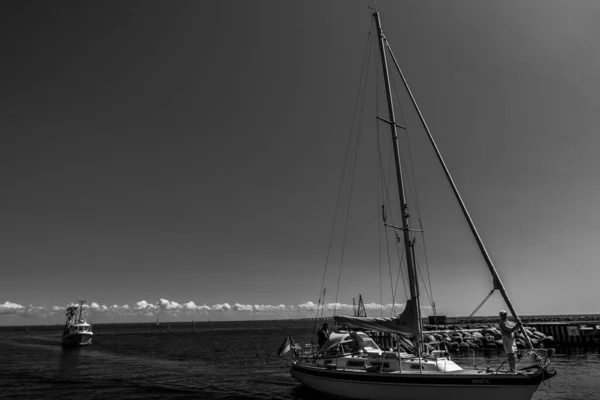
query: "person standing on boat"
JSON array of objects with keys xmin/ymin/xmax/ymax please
[
  {"xmin": 318, "ymin": 323, "xmax": 331, "ymax": 349},
  {"xmin": 499, "ymin": 310, "xmax": 522, "ymax": 372}
]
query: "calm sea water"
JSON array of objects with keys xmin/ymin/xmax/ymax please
[{"xmin": 1, "ymin": 320, "xmax": 598, "ymax": 400}]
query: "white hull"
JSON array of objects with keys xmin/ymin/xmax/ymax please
[
  {"xmin": 291, "ymin": 364, "xmax": 544, "ymax": 400},
  {"xmin": 62, "ymin": 332, "xmax": 93, "ymax": 347}
]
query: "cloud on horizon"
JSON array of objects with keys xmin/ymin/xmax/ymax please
[
  {"xmin": 0, "ymin": 301, "xmax": 46, "ymax": 318},
  {"xmin": 0, "ymin": 298, "xmax": 434, "ymax": 323}
]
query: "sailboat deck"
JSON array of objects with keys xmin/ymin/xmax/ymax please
[{"xmin": 298, "ymin": 363, "xmax": 536, "ymax": 376}]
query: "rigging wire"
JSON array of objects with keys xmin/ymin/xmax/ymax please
[
  {"xmin": 415, "ymin": 257, "xmax": 434, "ymax": 307},
  {"xmin": 376, "ymin": 81, "xmax": 383, "ymax": 318},
  {"xmin": 376, "ymin": 125, "xmax": 409, "ymax": 312},
  {"xmin": 392, "ymin": 238, "xmax": 407, "ymax": 305},
  {"xmin": 388, "ymin": 56, "xmax": 437, "ymax": 317},
  {"xmin": 375, "ymin": 61, "xmax": 402, "ymax": 316},
  {"xmin": 374, "ymin": 64, "xmax": 409, "ymax": 312},
  {"xmin": 319, "ymin": 288, "xmax": 327, "ymax": 320},
  {"xmin": 312, "ymin": 24, "xmax": 374, "ymax": 331},
  {"xmin": 465, "ymin": 289, "xmax": 496, "ymax": 322},
  {"xmin": 333, "ymin": 44, "xmax": 372, "ymax": 315},
  {"xmin": 375, "ymin": 50, "xmax": 384, "ymax": 318},
  {"xmin": 372, "ymin": 47, "xmax": 418, "ymax": 315}
]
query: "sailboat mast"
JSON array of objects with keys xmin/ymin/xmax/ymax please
[
  {"xmin": 382, "ymin": 37, "xmax": 533, "ymax": 350},
  {"xmin": 373, "ymin": 12, "xmax": 422, "ymax": 343},
  {"xmin": 78, "ymin": 300, "xmax": 83, "ymax": 322}
]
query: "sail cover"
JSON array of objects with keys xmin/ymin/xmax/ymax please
[{"xmin": 334, "ymin": 298, "xmax": 419, "ymax": 337}]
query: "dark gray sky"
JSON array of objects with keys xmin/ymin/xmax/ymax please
[{"xmin": 2, "ymin": 0, "xmax": 599, "ymax": 324}]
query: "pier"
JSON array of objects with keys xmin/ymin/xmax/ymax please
[{"xmin": 526, "ymin": 321, "xmax": 600, "ymax": 346}]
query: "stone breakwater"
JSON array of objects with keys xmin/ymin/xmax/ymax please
[
  {"xmin": 419, "ymin": 325, "xmax": 553, "ymax": 351},
  {"xmin": 451, "ymin": 315, "xmax": 600, "ymax": 324},
  {"xmin": 369, "ymin": 319, "xmax": 600, "ymax": 350}
]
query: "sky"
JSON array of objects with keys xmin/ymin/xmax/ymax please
[{"xmin": 1, "ymin": 0, "xmax": 600, "ymax": 325}]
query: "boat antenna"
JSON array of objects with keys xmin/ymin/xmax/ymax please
[
  {"xmin": 373, "ymin": 11, "xmax": 422, "ymax": 358},
  {"xmin": 382, "ymin": 30, "xmax": 534, "ymax": 350}
]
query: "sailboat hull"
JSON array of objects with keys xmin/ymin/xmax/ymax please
[
  {"xmin": 61, "ymin": 332, "xmax": 93, "ymax": 347},
  {"xmin": 291, "ymin": 363, "xmax": 547, "ymax": 400}
]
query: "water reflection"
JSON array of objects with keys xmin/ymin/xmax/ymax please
[
  {"xmin": 57, "ymin": 347, "xmax": 82, "ymax": 377},
  {"xmin": 290, "ymin": 384, "xmax": 333, "ymax": 400}
]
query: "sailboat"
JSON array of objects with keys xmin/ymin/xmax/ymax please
[
  {"xmin": 287, "ymin": 11, "xmax": 556, "ymax": 400},
  {"xmin": 61, "ymin": 300, "xmax": 93, "ymax": 347}
]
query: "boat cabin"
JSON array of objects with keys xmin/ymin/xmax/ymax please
[
  {"xmin": 70, "ymin": 322, "xmax": 92, "ymax": 333},
  {"xmin": 300, "ymin": 331, "xmax": 463, "ymax": 373}
]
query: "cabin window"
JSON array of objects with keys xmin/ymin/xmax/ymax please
[
  {"xmin": 341, "ymin": 342, "xmax": 361, "ymax": 354},
  {"xmin": 346, "ymin": 360, "xmax": 365, "ymax": 367},
  {"xmin": 410, "ymin": 364, "xmax": 425, "ymax": 370},
  {"xmin": 372, "ymin": 362, "xmax": 390, "ymax": 368}
]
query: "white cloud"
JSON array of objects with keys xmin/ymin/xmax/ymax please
[
  {"xmin": 233, "ymin": 303, "xmax": 253, "ymax": 312},
  {"xmin": 325, "ymin": 302, "xmax": 354, "ymax": 312},
  {"xmin": 212, "ymin": 303, "xmax": 232, "ymax": 312},
  {"xmin": 0, "ymin": 302, "xmax": 46, "ymax": 318},
  {"xmin": 135, "ymin": 300, "xmax": 157, "ymax": 310},
  {"xmin": 24, "ymin": 305, "xmax": 46, "ymax": 316},
  {"xmin": 253, "ymin": 304, "xmax": 286, "ymax": 312},
  {"xmin": 0, "ymin": 301, "xmax": 25, "ymax": 315},
  {"xmin": 298, "ymin": 301, "xmax": 318, "ymax": 311},
  {"xmin": 183, "ymin": 301, "xmax": 197, "ymax": 310},
  {"xmin": 158, "ymin": 298, "xmax": 182, "ymax": 310},
  {"xmin": 0, "ymin": 298, "xmax": 433, "ymax": 324}
]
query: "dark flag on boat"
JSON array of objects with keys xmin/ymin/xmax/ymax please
[{"xmin": 277, "ymin": 333, "xmax": 295, "ymax": 357}]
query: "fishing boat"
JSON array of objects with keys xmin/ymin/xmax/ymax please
[
  {"xmin": 61, "ymin": 300, "xmax": 93, "ymax": 347},
  {"xmin": 286, "ymin": 11, "xmax": 556, "ymax": 400}
]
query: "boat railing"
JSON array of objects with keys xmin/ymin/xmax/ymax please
[
  {"xmin": 302, "ymin": 344, "xmax": 315, "ymax": 357},
  {"xmin": 528, "ymin": 347, "xmax": 555, "ymax": 367},
  {"xmin": 293, "ymin": 338, "xmax": 555, "ymax": 372},
  {"xmin": 444, "ymin": 347, "xmax": 555, "ymax": 373},
  {"xmin": 291, "ymin": 343, "xmax": 316, "ymax": 360}
]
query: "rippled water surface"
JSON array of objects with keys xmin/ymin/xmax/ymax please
[{"xmin": 1, "ymin": 321, "xmax": 598, "ymax": 399}]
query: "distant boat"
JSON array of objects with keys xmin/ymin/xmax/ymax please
[
  {"xmin": 192, "ymin": 320, "xmax": 196, "ymax": 332},
  {"xmin": 156, "ymin": 316, "xmax": 160, "ymax": 326},
  {"xmin": 61, "ymin": 300, "xmax": 93, "ymax": 347},
  {"xmin": 25, "ymin": 325, "xmax": 30, "ymax": 334},
  {"xmin": 167, "ymin": 321, "xmax": 171, "ymax": 331}
]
